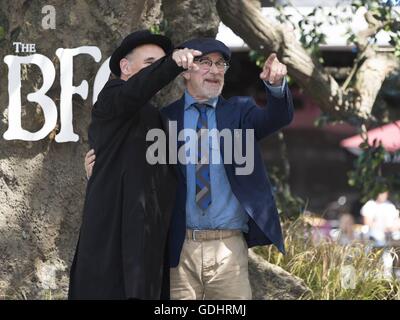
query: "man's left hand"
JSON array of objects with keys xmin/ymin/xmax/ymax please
[{"xmin": 260, "ymin": 53, "xmax": 287, "ymax": 86}]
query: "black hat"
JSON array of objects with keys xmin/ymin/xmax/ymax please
[
  {"xmin": 109, "ymin": 30, "xmax": 173, "ymax": 76},
  {"xmin": 177, "ymin": 38, "xmax": 231, "ymax": 61}
]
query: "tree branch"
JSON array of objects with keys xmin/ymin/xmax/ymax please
[
  {"xmin": 216, "ymin": 0, "xmax": 399, "ymax": 123},
  {"xmin": 353, "ymin": 55, "xmax": 398, "ymax": 119},
  {"xmin": 217, "ymin": 0, "xmax": 345, "ymax": 117}
]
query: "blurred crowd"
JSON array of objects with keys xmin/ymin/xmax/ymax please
[{"xmin": 305, "ymin": 191, "xmax": 400, "ymax": 278}]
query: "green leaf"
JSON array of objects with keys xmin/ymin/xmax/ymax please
[{"xmin": 0, "ymin": 26, "xmax": 5, "ymax": 40}]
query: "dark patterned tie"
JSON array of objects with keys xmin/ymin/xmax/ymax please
[{"xmin": 193, "ymin": 103, "xmax": 211, "ymax": 211}]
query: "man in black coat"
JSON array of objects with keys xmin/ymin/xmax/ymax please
[{"xmin": 68, "ymin": 30, "xmax": 201, "ymax": 299}]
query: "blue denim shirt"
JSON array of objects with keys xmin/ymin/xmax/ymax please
[{"xmin": 184, "ymin": 80, "xmax": 286, "ymax": 231}]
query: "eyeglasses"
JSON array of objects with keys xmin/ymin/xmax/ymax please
[{"xmin": 193, "ymin": 57, "xmax": 230, "ymax": 73}]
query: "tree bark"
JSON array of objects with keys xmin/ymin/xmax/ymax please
[{"xmin": 0, "ymin": 0, "xmax": 153, "ymax": 299}]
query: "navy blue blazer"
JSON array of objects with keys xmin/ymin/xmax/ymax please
[{"xmin": 161, "ymin": 86, "xmax": 294, "ymax": 267}]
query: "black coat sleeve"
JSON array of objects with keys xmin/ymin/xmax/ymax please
[{"xmin": 95, "ymin": 54, "xmax": 183, "ymax": 118}]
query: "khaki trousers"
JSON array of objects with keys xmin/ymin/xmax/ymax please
[{"xmin": 170, "ymin": 232, "xmax": 252, "ymax": 300}]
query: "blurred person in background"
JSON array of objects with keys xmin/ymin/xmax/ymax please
[{"xmin": 361, "ymin": 191, "xmax": 400, "ymax": 246}]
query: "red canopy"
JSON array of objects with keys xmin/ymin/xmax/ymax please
[{"xmin": 340, "ymin": 121, "xmax": 400, "ymax": 153}]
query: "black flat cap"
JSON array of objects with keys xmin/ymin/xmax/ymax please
[
  {"xmin": 109, "ymin": 30, "xmax": 173, "ymax": 76},
  {"xmin": 177, "ymin": 38, "xmax": 231, "ymax": 61}
]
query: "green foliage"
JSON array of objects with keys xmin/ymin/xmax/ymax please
[
  {"xmin": 269, "ymin": 0, "xmax": 400, "ymax": 61},
  {"xmin": 149, "ymin": 25, "xmax": 161, "ymax": 35},
  {"xmin": 269, "ymin": 165, "xmax": 305, "ymax": 220},
  {"xmin": 255, "ymin": 216, "xmax": 400, "ymax": 299},
  {"xmin": 351, "ymin": 0, "xmax": 400, "ymax": 56},
  {"xmin": 274, "ymin": 1, "xmax": 354, "ymax": 61},
  {"xmin": 0, "ymin": 26, "xmax": 5, "ymax": 40},
  {"xmin": 347, "ymin": 135, "xmax": 400, "ymax": 203},
  {"xmin": 266, "ymin": 132, "xmax": 305, "ymax": 220},
  {"xmin": 149, "ymin": 20, "xmax": 168, "ymax": 36},
  {"xmin": 248, "ymin": 50, "xmax": 266, "ymax": 68}
]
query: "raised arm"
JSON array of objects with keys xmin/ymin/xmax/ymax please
[
  {"xmin": 95, "ymin": 49, "xmax": 201, "ymax": 118},
  {"xmin": 242, "ymin": 53, "xmax": 294, "ymax": 140}
]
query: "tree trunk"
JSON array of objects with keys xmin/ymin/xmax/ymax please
[
  {"xmin": 0, "ymin": 0, "xmax": 220, "ymax": 299},
  {"xmin": 0, "ymin": 0, "xmax": 152, "ymax": 299}
]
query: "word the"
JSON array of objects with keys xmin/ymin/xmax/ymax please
[{"xmin": 13, "ymin": 42, "xmax": 36, "ymax": 53}]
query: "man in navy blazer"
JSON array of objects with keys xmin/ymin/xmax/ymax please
[
  {"xmin": 161, "ymin": 38, "xmax": 294, "ymax": 299},
  {"xmin": 84, "ymin": 37, "xmax": 294, "ymax": 299}
]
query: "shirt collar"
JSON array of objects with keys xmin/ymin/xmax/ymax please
[{"xmin": 184, "ymin": 90, "xmax": 218, "ymax": 110}]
